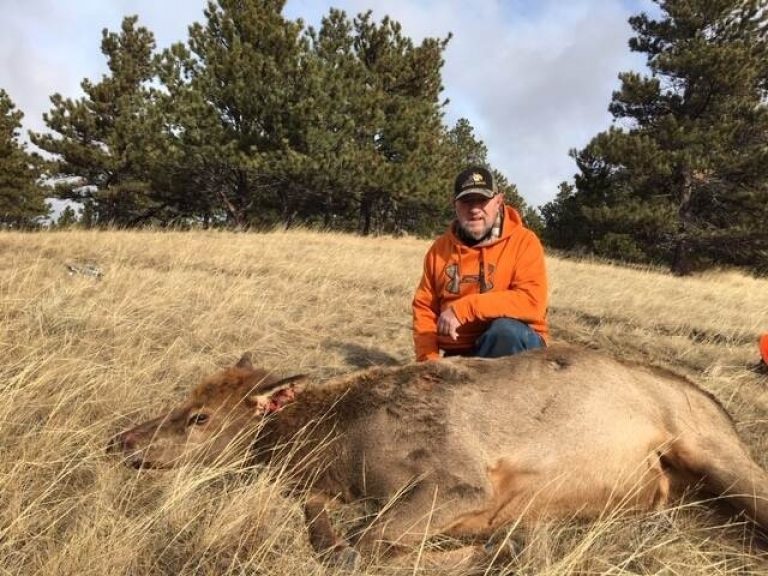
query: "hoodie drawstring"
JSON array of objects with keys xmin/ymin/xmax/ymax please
[{"xmin": 479, "ymin": 247, "xmax": 488, "ymax": 293}]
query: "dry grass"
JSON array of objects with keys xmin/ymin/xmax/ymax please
[{"xmin": 1, "ymin": 228, "xmax": 767, "ymax": 575}]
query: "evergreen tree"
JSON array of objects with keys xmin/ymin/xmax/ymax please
[
  {"xmin": 348, "ymin": 11, "xmax": 453, "ymax": 235},
  {"xmin": 555, "ymin": 0, "xmax": 768, "ymax": 274},
  {"xmin": 31, "ymin": 16, "xmax": 162, "ymax": 226},
  {"xmin": 443, "ymin": 118, "xmax": 534, "ymax": 231},
  {"xmin": 156, "ymin": 0, "xmax": 310, "ymax": 227},
  {"xmin": 159, "ymin": 3, "xmax": 456, "ymax": 234},
  {"xmin": 0, "ymin": 90, "xmax": 48, "ymax": 227},
  {"xmin": 55, "ymin": 205, "xmax": 79, "ymax": 228},
  {"xmin": 541, "ymin": 181, "xmax": 584, "ymax": 249},
  {"xmin": 297, "ymin": 10, "xmax": 454, "ymax": 235},
  {"xmin": 24, "ymin": 2, "xmax": 522, "ymax": 236},
  {"xmin": 493, "ymin": 170, "xmax": 529, "ymax": 215},
  {"xmin": 445, "ymin": 118, "xmax": 488, "ymax": 168},
  {"xmin": 279, "ymin": 8, "xmax": 378, "ymax": 230}
]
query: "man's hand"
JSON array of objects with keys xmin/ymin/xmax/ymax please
[{"xmin": 437, "ymin": 307, "xmax": 461, "ymax": 341}]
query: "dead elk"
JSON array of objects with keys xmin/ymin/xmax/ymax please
[{"xmin": 108, "ymin": 345, "xmax": 768, "ymax": 569}]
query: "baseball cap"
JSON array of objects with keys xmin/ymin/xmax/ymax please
[
  {"xmin": 453, "ymin": 166, "xmax": 497, "ymax": 200},
  {"xmin": 454, "ymin": 166, "xmax": 497, "ymax": 200}
]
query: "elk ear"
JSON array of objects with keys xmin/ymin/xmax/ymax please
[
  {"xmin": 235, "ymin": 352, "xmax": 253, "ymax": 370},
  {"xmin": 248, "ymin": 375, "xmax": 308, "ymax": 415}
]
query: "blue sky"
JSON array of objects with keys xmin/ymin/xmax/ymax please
[{"xmin": 1, "ymin": 0, "xmax": 655, "ymax": 207}]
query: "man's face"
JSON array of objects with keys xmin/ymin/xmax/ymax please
[{"xmin": 454, "ymin": 193, "xmax": 503, "ymax": 240}]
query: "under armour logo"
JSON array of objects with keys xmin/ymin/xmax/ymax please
[
  {"xmin": 444, "ymin": 263, "xmax": 495, "ymax": 294},
  {"xmin": 445, "ymin": 264, "xmax": 460, "ymax": 294}
]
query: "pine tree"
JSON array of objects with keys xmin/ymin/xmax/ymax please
[
  {"xmin": 55, "ymin": 205, "xmax": 79, "ymax": 228},
  {"xmin": 353, "ymin": 12, "xmax": 453, "ymax": 235},
  {"xmin": 159, "ymin": 3, "xmax": 456, "ymax": 233},
  {"xmin": 30, "ymin": 16, "xmax": 162, "ymax": 226},
  {"xmin": 445, "ymin": 118, "xmax": 488, "ymax": 168},
  {"xmin": 300, "ymin": 10, "xmax": 454, "ymax": 235},
  {"xmin": 443, "ymin": 118, "xmax": 534, "ymax": 231},
  {"xmin": 0, "ymin": 90, "xmax": 48, "ymax": 227},
  {"xmin": 558, "ymin": 0, "xmax": 768, "ymax": 274},
  {"xmin": 155, "ymin": 0, "xmax": 310, "ymax": 227},
  {"xmin": 278, "ymin": 8, "xmax": 376, "ymax": 230}
]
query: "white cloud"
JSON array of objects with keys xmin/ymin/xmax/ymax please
[
  {"xmin": 1, "ymin": 0, "xmax": 653, "ymax": 206},
  {"xmin": 1, "ymin": 0, "xmax": 204, "ymax": 136},
  {"xmin": 304, "ymin": 0, "xmax": 650, "ymax": 204}
]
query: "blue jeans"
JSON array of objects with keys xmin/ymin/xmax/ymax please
[{"xmin": 473, "ymin": 318, "xmax": 544, "ymax": 358}]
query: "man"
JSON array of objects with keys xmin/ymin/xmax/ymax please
[{"xmin": 412, "ymin": 165, "xmax": 548, "ymax": 361}]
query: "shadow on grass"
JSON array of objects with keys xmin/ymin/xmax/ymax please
[{"xmin": 326, "ymin": 341, "xmax": 402, "ymax": 368}]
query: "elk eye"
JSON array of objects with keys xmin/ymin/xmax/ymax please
[{"xmin": 188, "ymin": 413, "xmax": 209, "ymax": 426}]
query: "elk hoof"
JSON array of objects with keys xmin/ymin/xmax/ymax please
[
  {"xmin": 331, "ymin": 545, "xmax": 361, "ymax": 572},
  {"xmin": 484, "ymin": 531, "xmax": 523, "ymax": 563}
]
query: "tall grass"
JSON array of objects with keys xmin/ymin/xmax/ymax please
[{"xmin": 1, "ymin": 229, "xmax": 767, "ymax": 575}]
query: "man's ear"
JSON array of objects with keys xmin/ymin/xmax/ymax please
[
  {"xmin": 235, "ymin": 352, "xmax": 254, "ymax": 370},
  {"xmin": 247, "ymin": 375, "xmax": 308, "ymax": 415}
]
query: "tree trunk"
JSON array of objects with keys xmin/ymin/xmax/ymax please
[
  {"xmin": 671, "ymin": 171, "xmax": 694, "ymax": 276},
  {"xmin": 218, "ymin": 187, "xmax": 245, "ymax": 228},
  {"xmin": 323, "ymin": 189, "xmax": 333, "ymax": 229},
  {"xmin": 359, "ymin": 191, "xmax": 372, "ymax": 236}
]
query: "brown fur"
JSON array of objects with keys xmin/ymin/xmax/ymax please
[{"xmin": 108, "ymin": 345, "xmax": 768, "ymax": 569}]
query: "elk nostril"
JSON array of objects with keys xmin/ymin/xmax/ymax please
[
  {"xmin": 106, "ymin": 431, "xmax": 137, "ymax": 454},
  {"xmin": 121, "ymin": 432, "xmax": 138, "ymax": 451},
  {"xmin": 106, "ymin": 434, "xmax": 121, "ymax": 454}
]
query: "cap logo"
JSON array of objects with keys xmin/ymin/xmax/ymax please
[{"xmin": 462, "ymin": 173, "xmax": 486, "ymax": 189}]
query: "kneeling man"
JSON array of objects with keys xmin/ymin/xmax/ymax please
[{"xmin": 412, "ymin": 166, "xmax": 549, "ymax": 361}]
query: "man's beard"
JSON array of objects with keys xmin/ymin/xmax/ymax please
[{"xmin": 456, "ymin": 220, "xmax": 493, "ymax": 246}]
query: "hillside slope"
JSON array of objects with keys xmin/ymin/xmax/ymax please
[{"xmin": 1, "ymin": 229, "xmax": 767, "ymax": 575}]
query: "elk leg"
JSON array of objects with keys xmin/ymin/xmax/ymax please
[
  {"xmin": 408, "ymin": 545, "xmax": 490, "ymax": 573},
  {"xmin": 355, "ymin": 515, "xmax": 488, "ymax": 572},
  {"xmin": 667, "ymin": 436, "xmax": 768, "ymax": 534},
  {"xmin": 304, "ymin": 492, "xmax": 360, "ymax": 570},
  {"xmin": 350, "ymin": 486, "xmax": 500, "ymax": 572}
]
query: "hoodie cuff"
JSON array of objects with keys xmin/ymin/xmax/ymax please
[{"xmin": 450, "ymin": 297, "xmax": 474, "ymax": 324}]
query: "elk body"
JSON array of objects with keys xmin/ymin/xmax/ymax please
[{"xmin": 109, "ymin": 345, "xmax": 768, "ymax": 569}]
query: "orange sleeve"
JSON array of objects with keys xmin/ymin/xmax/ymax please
[
  {"xmin": 450, "ymin": 232, "xmax": 548, "ymax": 328},
  {"xmin": 412, "ymin": 248, "xmax": 441, "ymax": 361}
]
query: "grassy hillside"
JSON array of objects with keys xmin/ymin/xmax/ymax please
[{"xmin": 1, "ymin": 229, "xmax": 767, "ymax": 575}]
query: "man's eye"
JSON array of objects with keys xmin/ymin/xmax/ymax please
[{"xmin": 188, "ymin": 413, "xmax": 209, "ymax": 426}]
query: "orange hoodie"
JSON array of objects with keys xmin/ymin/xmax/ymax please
[{"xmin": 412, "ymin": 205, "xmax": 549, "ymax": 361}]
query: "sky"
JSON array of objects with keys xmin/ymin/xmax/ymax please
[{"xmin": 1, "ymin": 0, "xmax": 655, "ymax": 208}]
